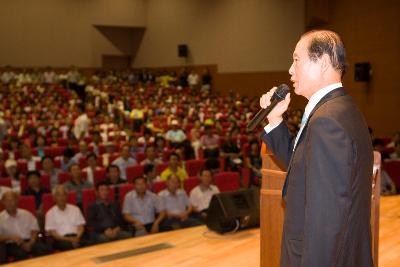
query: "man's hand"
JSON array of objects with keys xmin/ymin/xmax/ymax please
[
  {"xmin": 21, "ymin": 241, "xmax": 33, "ymax": 252},
  {"xmin": 259, "ymin": 87, "xmax": 291, "ymax": 126},
  {"xmin": 133, "ymin": 221, "xmax": 145, "ymax": 231},
  {"xmin": 10, "ymin": 236, "xmax": 23, "ymax": 245},
  {"xmin": 150, "ymin": 223, "xmax": 159, "ymax": 234},
  {"xmin": 104, "ymin": 228, "xmax": 115, "ymax": 238},
  {"xmin": 179, "ymin": 212, "xmax": 189, "ymax": 221}
]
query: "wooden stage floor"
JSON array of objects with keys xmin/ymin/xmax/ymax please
[{"xmin": 5, "ymin": 195, "xmax": 400, "ymax": 267}]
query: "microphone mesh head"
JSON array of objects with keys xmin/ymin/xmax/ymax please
[{"xmin": 273, "ymin": 84, "xmax": 290, "ymax": 101}]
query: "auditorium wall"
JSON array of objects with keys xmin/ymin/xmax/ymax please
[
  {"xmin": 133, "ymin": 0, "xmax": 305, "ymax": 73},
  {"xmin": 0, "ymin": 0, "xmax": 146, "ymax": 67},
  {"xmin": 320, "ymin": 0, "xmax": 400, "ymax": 137}
]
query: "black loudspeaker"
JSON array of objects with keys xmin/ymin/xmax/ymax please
[
  {"xmin": 354, "ymin": 62, "xmax": 371, "ymax": 82},
  {"xmin": 206, "ymin": 189, "xmax": 260, "ymax": 234},
  {"xmin": 178, "ymin": 44, "xmax": 188, "ymax": 58}
]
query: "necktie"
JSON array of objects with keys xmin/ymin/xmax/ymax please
[{"xmin": 293, "ymin": 112, "xmax": 307, "ymax": 150}]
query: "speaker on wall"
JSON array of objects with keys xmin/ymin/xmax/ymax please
[
  {"xmin": 206, "ymin": 189, "xmax": 260, "ymax": 234},
  {"xmin": 354, "ymin": 62, "xmax": 371, "ymax": 82},
  {"xmin": 178, "ymin": 44, "xmax": 188, "ymax": 58}
]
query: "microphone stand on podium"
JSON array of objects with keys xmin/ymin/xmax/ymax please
[{"xmin": 260, "ymin": 145, "xmax": 381, "ymax": 267}]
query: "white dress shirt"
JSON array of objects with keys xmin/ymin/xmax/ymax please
[
  {"xmin": 45, "ymin": 204, "xmax": 85, "ymax": 236},
  {"xmin": 0, "ymin": 208, "xmax": 39, "ymax": 240},
  {"xmin": 189, "ymin": 184, "xmax": 220, "ymax": 211}
]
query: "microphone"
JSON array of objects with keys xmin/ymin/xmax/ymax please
[{"xmin": 247, "ymin": 84, "xmax": 290, "ymax": 131}]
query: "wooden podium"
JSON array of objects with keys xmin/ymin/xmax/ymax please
[
  {"xmin": 260, "ymin": 144, "xmax": 381, "ymax": 267},
  {"xmin": 260, "ymin": 143, "xmax": 286, "ymax": 267}
]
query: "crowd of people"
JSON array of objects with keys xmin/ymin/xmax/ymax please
[{"xmin": 0, "ymin": 67, "xmax": 397, "ymax": 262}]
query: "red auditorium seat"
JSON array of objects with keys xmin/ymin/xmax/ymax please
[
  {"xmin": 156, "ymin": 163, "xmax": 169, "ymax": 175},
  {"xmin": 184, "ymin": 176, "xmax": 199, "ymax": 195},
  {"xmin": 57, "ymin": 172, "xmax": 71, "ymax": 184},
  {"xmin": 119, "ymin": 183, "xmax": 135, "ymax": 206},
  {"xmin": 18, "ymin": 195, "xmax": 36, "ymax": 216},
  {"xmin": 152, "ymin": 181, "xmax": 167, "ymax": 194},
  {"xmin": 241, "ymin": 167, "xmax": 251, "ymax": 188},
  {"xmin": 44, "ymin": 146, "xmax": 65, "ymax": 157},
  {"xmin": 126, "ymin": 165, "xmax": 144, "ymax": 183},
  {"xmin": 136, "ymin": 152, "xmax": 146, "ymax": 163},
  {"xmin": 17, "ymin": 161, "xmax": 28, "ymax": 174},
  {"xmin": 93, "ymin": 168, "xmax": 107, "ymax": 184},
  {"xmin": 383, "ymin": 160, "xmax": 400, "ymax": 189},
  {"xmin": 185, "ymin": 159, "xmax": 205, "ymax": 177},
  {"xmin": 214, "ymin": 172, "xmax": 241, "ymax": 192},
  {"xmin": 82, "ymin": 187, "xmax": 115, "ymax": 218},
  {"xmin": 20, "ymin": 174, "xmax": 51, "ymax": 193},
  {"xmin": 42, "ymin": 192, "xmax": 77, "ymax": 215},
  {"xmin": 0, "ymin": 178, "xmax": 12, "ymax": 188}
]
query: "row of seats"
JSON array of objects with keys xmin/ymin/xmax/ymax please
[{"xmin": 0, "ymin": 172, "xmax": 241, "ymax": 218}]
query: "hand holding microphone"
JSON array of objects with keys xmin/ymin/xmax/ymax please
[{"xmin": 247, "ymin": 84, "xmax": 291, "ymax": 131}]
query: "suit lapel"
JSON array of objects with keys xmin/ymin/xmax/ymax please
[{"xmin": 282, "ymin": 87, "xmax": 346, "ymax": 197}]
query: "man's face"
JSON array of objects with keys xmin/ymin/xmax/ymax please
[
  {"xmin": 79, "ymin": 142, "xmax": 87, "ymax": 153},
  {"xmin": 121, "ymin": 146, "xmax": 130, "ymax": 158},
  {"xmin": 289, "ymin": 36, "xmax": 322, "ymax": 99},
  {"xmin": 108, "ymin": 167, "xmax": 120, "ymax": 181},
  {"xmin": 97, "ymin": 185, "xmax": 109, "ymax": 201},
  {"xmin": 200, "ymin": 170, "xmax": 212, "ymax": 186},
  {"xmin": 146, "ymin": 147, "xmax": 155, "ymax": 159},
  {"xmin": 169, "ymin": 155, "xmax": 179, "ymax": 168},
  {"xmin": 167, "ymin": 176, "xmax": 180, "ymax": 193},
  {"xmin": 28, "ymin": 174, "xmax": 40, "ymax": 188},
  {"xmin": 70, "ymin": 165, "xmax": 81, "ymax": 180},
  {"xmin": 54, "ymin": 190, "xmax": 67, "ymax": 207},
  {"xmin": 42, "ymin": 158, "xmax": 53, "ymax": 170},
  {"xmin": 135, "ymin": 179, "xmax": 147, "ymax": 194},
  {"xmin": 2, "ymin": 193, "xmax": 17, "ymax": 213}
]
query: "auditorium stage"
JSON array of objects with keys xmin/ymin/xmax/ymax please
[
  {"xmin": 5, "ymin": 226, "xmax": 260, "ymax": 267},
  {"xmin": 5, "ymin": 195, "xmax": 400, "ymax": 267}
]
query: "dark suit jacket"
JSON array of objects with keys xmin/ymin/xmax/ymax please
[{"xmin": 261, "ymin": 88, "xmax": 373, "ymax": 267}]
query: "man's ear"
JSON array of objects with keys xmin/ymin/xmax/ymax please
[{"xmin": 320, "ymin": 54, "xmax": 331, "ymax": 73}]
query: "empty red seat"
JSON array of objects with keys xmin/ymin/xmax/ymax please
[
  {"xmin": 185, "ymin": 159, "xmax": 205, "ymax": 177},
  {"xmin": 184, "ymin": 176, "xmax": 199, "ymax": 195},
  {"xmin": 136, "ymin": 152, "xmax": 146, "ymax": 163},
  {"xmin": 126, "ymin": 165, "xmax": 144, "ymax": 182},
  {"xmin": 93, "ymin": 168, "xmax": 107, "ymax": 184},
  {"xmin": 119, "ymin": 183, "xmax": 135, "ymax": 206},
  {"xmin": 17, "ymin": 161, "xmax": 28, "ymax": 174},
  {"xmin": 18, "ymin": 195, "xmax": 36, "ymax": 216},
  {"xmin": 42, "ymin": 192, "xmax": 77, "ymax": 215},
  {"xmin": 214, "ymin": 172, "xmax": 241, "ymax": 192},
  {"xmin": 383, "ymin": 160, "xmax": 400, "ymax": 189},
  {"xmin": 156, "ymin": 163, "xmax": 169, "ymax": 175},
  {"xmin": 152, "ymin": 181, "xmax": 167, "ymax": 194},
  {"xmin": 0, "ymin": 178, "xmax": 12, "ymax": 188}
]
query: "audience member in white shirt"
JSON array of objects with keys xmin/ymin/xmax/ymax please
[
  {"xmin": 189, "ymin": 169, "xmax": 220, "ymax": 221},
  {"xmin": 45, "ymin": 185, "xmax": 86, "ymax": 251},
  {"xmin": 0, "ymin": 192, "xmax": 50, "ymax": 260}
]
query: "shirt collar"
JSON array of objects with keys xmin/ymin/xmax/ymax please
[{"xmin": 304, "ymin": 82, "xmax": 342, "ymax": 117}]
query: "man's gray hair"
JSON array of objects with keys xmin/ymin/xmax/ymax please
[{"xmin": 302, "ymin": 30, "xmax": 347, "ymax": 77}]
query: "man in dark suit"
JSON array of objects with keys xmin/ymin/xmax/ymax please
[{"xmin": 259, "ymin": 30, "xmax": 373, "ymax": 267}]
